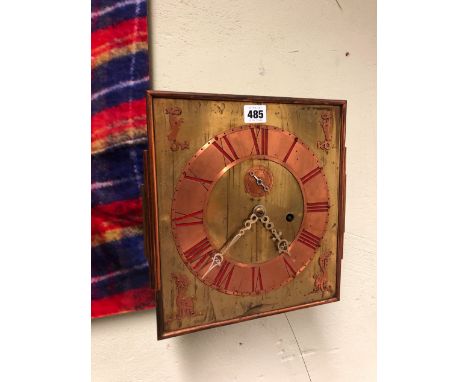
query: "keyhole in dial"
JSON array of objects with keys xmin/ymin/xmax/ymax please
[{"xmin": 286, "ymin": 213, "xmax": 295, "ymax": 222}]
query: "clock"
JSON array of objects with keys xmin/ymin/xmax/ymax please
[{"xmin": 143, "ymin": 91, "xmax": 346, "ymax": 339}]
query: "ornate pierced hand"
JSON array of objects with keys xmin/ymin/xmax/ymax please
[
  {"xmin": 253, "ymin": 205, "xmax": 291, "ymax": 256},
  {"xmin": 201, "ymin": 205, "xmax": 262, "ymax": 279},
  {"xmin": 202, "ymin": 205, "xmax": 291, "ymax": 279},
  {"xmin": 249, "ymin": 171, "xmax": 270, "ymax": 192}
]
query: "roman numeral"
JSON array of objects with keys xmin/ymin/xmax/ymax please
[
  {"xmin": 261, "ymin": 128, "xmax": 268, "ymax": 155},
  {"xmin": 297, "ymin": 229, "xmax": 321, "ymax": 250},
  {"xmin": 212, "ymin": 261, "xmax": 235, "ymax": 289},
  {"xmin": 250, "ymin": 127, "xmax": 268, "ymax": 155},
  {"xmin": 193, "ymin": 253, "xmax": 213, "ymax": 271},
  {"xmin": 173, "ymin": 209, "xmax": 204, "ymax": 226},
  {"xmin": 283, "ymin": 256, "xmax": 297, "ymax": 277},
  {"xmin": 183, "ymin": 237, "xmax": 213, "ymax": 268},
  {"xmin": 212, "ymin": 135, "xmax": 239, "ymax": 163},
  {"xmin": 251, "ymin": 267, "xmax": 264, "ymax": 293},
  {"xmin": 283, "ymin": 137, "xmax": 298, "ymax": 163},
  {"xmin": 184, "ymin": 172, "xmax": 213, "ymax": 190},
  {"xmin": 306, "ymin": 202, "xmax": 329, "ymax": 213},
  {"xmin": 300, "ymin": 167, "xmax": 321, "ymax": 184}
]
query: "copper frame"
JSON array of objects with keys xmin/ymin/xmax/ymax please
[{"xmin": 143, "ymin": 90, "xmax": 347, "ymax": 340}]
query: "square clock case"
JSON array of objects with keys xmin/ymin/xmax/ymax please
[{"xmin": 143, "ymin": 91, "xmax": 346, "ymax": 339}]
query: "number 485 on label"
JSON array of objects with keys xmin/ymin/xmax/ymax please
[{"xmin": 244, "ymin": 105, "xmax": 267, "ymax": 123}]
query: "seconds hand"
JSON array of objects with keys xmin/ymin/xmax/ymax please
[{"xmin": 249, "ymin": 171, "xmax": 270, "ymax": 192}]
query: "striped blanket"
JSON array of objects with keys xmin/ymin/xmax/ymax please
[{"xmin": 91, "ymin": 0, "xmax": 154, "ymax": 317}]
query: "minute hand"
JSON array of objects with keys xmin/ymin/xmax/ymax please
[{"xmin": 258, "ymin": 213, "xmax": 291, "ymax": 256}]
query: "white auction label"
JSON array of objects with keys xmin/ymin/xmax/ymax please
[{"xmin": 244, "ymin": 105, "xmax": 267, "ymax": 123}]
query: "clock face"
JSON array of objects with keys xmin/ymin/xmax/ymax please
[
  {"xmin": 145, "ymin": 92, "xmax": 346, "ymax": 339},
  {"xmin": 171, "ymin": 125, "xmax": 330, "ymax": 295}
]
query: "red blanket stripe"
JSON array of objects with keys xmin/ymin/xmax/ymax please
[
  {"xmin": 92, "ymin": 99, "xmax": 146, "ymax": 140},
  {"xmin": 91, "ymin": 17, "xmax": 147, "ymax": 56},
  {"xmin": 92, "ymin": 198, "xmax": 143, "ymax": 237},
  {"xmin": 91, "ymin": 287, "xmax": 155, "ymax": 318},
  {"xmin": 92, "ymin": 122, "xmax": 147, "ymax": 153},
  {"xmin": 92, "ymin": 117, "xmax": 147, "ymax": 145}
]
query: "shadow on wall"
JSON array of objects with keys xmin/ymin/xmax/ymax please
[
  {"xmin": 173, "ymin": 309, "xmax": 333, "ymax": 381},
  {"xmin": 92, "ymin": 303, "xmax": 345, "ymax": 381}
]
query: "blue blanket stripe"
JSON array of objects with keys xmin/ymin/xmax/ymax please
[
  {"xmin": 92, "ymin": 143, "xmax": 146, "ymax": 183},
  {"xmin": 92, "ymin": 176, "xmax": 142, "ymax": 206},
  {"xmin": 92, "ymin": 235, "xmax": 146, "ymax": 277},
  {"xmin": 92, "ymin": 83, "xmax": 148, "ymax": 115},
  {"xmin": 92, "ymin": 264, "xmax": 150, "ymax": 300},
  {"xmin": 92, "ymin": 0, "xmax": 141, "ymax": 12},
  {"xmin": 92, "ymin": 52, "xmax": 149, "ymax": 95},
  {"xmin": 92, "ymin": 1, "xmax": 147, "ymax": 32},
  {"xmin": 92, "ymin": 143, "xmax": 145, "ymax": 205}
]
